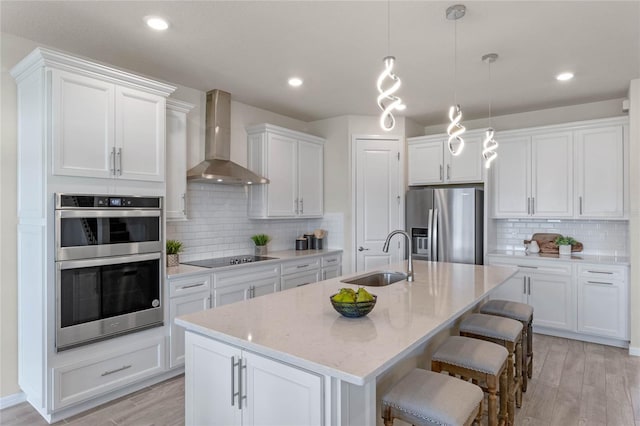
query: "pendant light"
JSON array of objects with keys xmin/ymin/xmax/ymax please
[
  {"xmin": 446, "ymin": 4, "xmax": 466, "ymax": 156},
  {"xmin": 482, "ymin": 53, "xmax": 499, "ymax": 169},
  {"xmin": 376, "ymin": 0, "xmax": 404, "ymax": 131}
]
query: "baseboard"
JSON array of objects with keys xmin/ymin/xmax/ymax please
[
  {"xmin": 533, "ymin": 326, "xmax": 629, "ymax": 349},
  {"xmin": 629, "ymin": 346, "xmax": 640, "ymax": 357},
  {"xmin": 0, "ymin": 391, "xmax": 26, "ymax": 410}
]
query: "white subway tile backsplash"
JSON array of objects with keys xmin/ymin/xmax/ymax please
[
  {"xmin": 167, "ymin": 184, "xmax": 343, "ymax": 261},
  {"xmin": 494, "ymin": 219, "xmax": 629, "ymax": 256}
]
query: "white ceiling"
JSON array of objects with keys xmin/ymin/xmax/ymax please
[{"xmin": 2, "ymin": 1, "xmax": 639, "ymax": 126}]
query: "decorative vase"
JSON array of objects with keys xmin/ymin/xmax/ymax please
[
  {"xmin": 167, "ymin": 253, "xmax": 180, "ymax": 267},
  {"xmin": 558, "ymin": 245, "xmax": 571, "ymax": 256},
  {"xmin": 255, "ymin": 245, "xmax": 267, "ymax": 256}
]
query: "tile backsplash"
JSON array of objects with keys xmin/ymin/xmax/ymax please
[
  {"xmin": 494, "ymin": 219, "xmax": 629, "ymax": 256},
  {"xmin": 166, "ymin": 183, "xmax": 343, "ymax": 261}
]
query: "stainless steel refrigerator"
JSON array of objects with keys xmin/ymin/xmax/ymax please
[{"xmin": 406, "ymin": 187, "xmax": 483, "ymax": 265}]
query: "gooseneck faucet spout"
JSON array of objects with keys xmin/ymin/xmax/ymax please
[{"xmin": 382, "ymin": 230, "xmax": 414, "ymax": 282}]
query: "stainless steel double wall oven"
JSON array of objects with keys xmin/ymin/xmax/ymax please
[{"xmin": 55, "ymin": 194, "xmax": 163, "ymax": 350}]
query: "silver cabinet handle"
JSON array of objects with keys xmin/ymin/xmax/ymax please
[
  {"xmin": 587, "ymin": 281, "xmax": 614, "ymax": 285},
  {"xmin": 296, "ymin": 264, "xmax": 310, "ymax": 269},
  {"xmin": 527, "ymin": 197, "xmax": 531, "ymax": 215},
  {"xmin": 587, "ymin": 270, "xmax": 613, "ymax": 274},
  {"xmin": 579, "ymin": 196, "xmax": 583, "ymax": 215},
  {"xmin": 518, "ymin": 265, "xmax": 538, "ymax": 269},
  {"xmin": 297, "ymin": 282, "xmax": 312, "ymax": 287},
  {"xmin": 101, "ymin": 364, "xmax": 131, "ymax": 376},
  {"xmin": 532, "ymin": 197, "xmax": 535, "ymax": 215},
  {"xmin": 447, "ymin": 164, "xmax": 451, "ymax": 180},
  {"xmin": 116, "ymin": 148, "xmax": 122, "ymax": 175},
  {"xmin": 294, "ymin": 198, "xmax": 299, "ymax": 214},
  {"xmin": 179, "ymin": 283, "xmax": 205, "ymax": 290},
  {"xmin": 231, "ymin": 356, "xmax": 238, "ymax": 407},
  {"xmin": 110, "ymin": 148, "xmax": 116, "ymax": 175},
  {"xmin": 528, "ymin": 277, "xmax": 531, "ymax": 295},
  {"xmin": 326, "ymin": 259, "xmax": 337, "ymax": 263},
  {"xmin": 300, "ymin": 198, "xmax": 304, "ymax": 214},
  {"xmin": 182, "ymin": 193, "xmax": 186, "ymax": 216},
  {"xmin": 358, "ymin": 246, "xmax": 369, "ymax": 252},
  {"xmin": 239, "ymin": 358, "xmax": 247, "ymax": 410},
  {"xmin": 439, "ymin": 164, "xmax": 443, "ymax": 181},
  {"xmin": 523, "ymin": 276, "xmax": 527, "ymax": 294}
]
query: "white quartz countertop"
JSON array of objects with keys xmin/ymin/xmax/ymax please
[
  {"xmin": 488, "ymin": 250, "xmax": 630, "ymax": 266},
  {"xmin": 167, "ymin": 248, "xmax": 343, "ymax": 278},
  {"xmin": 176, "ymin": 260, "xmax": 517, "ymax": 385}
]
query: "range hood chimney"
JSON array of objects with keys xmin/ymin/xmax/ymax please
[{"xmin": 187, "ymin": 89, "xmax": 269, "ymax": 185}]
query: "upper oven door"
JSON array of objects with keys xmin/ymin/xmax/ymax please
[{"xmin": 56, "ymin": 210, "xmax": 162, "ymax": 261}]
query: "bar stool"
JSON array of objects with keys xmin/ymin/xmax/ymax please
[
  {"xmin": 460, "ymin": 313, "xmax": 523, "ymax": 425},
  {"xmin": 480, "ymin": 300, "xmax": 534, "ymax": 392},
  {"xmin": 432, "ymin": 336, "xmax": 509, "ymax": 426},
  {"xmin": 381, "ymin": 368, "xmax": 484, "ymax": 426}
]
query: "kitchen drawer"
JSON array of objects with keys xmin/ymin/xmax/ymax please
[
  {"xmin": 281, "ymin": 270, "xmax": 320, "ymax": 291},
  {"xmin": 577, "ymin": 263, "xmax": 626, "ymax": 281},
  {"xmin": 214, "ymin": 263, "xmax": 280, "ymax": 288},
  {"xmin": 169, "ymin": 272, "xmax": 211, "ymax": 298},
  {"xmin": 53, "ymin": 337, "xmax": 164, "ymax": 409},
  {"xmin": 321, "ymin": 253, "xmax": 341, "ymax": 267},
  {"xmin": 281, "ymin": 256, "xmax": 321, "ymax": 275},
  {"xmin": 487, "ymin": 256, "xmax": 572, "ymax": 276}
]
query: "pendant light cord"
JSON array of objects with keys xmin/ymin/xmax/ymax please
[
  {"xmin": 453, "ymin": 18, "xmax": 457, "ymax": 105},
  {"xmin": 488, "ymin": 60, "xmax": 492, "ymax": 127},
  {"xmin": 387, "ymin": 0, "xmax": 391, "ymax": 56}
]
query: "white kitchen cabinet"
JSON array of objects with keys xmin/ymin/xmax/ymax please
[
  {"xmin": 213, "ymin": 263, "xmax": 280, "ymax": 307},
  {"xmin": 492, "ymin": 130, "xmax": 573, "ymax": 218},
  {"xmin": 168, "ymin": 272, "xmax": 211, "ymax": 368},
  {"xmin": 247, "ymin": 124, "xmax": 324, "ymax": 218},
  {"xmin": 321, "ymin": 253, "xmax": 342, "ymax": 281},
  {"xmin": 281, "ymin": 270, "xmax": 321, "ymax": 291},
  {"xmin": 577, "ymin": 264, "xmax": 628, "ymax": 339},
  {"xmin": 185, "ymin": 331, "xmax": 323, "ymax": 426},
  {"xmin": 407, "ymin": 132, "xmax": 483, "ymax": 185},
  {"xmin": 51, "ymin": 68, "xmax": 167, "ymax": 182},
  {"xmin": 280, "ymin": 256, "xmax": 321, "ymax": 291},
  {"xmin": 574, "ymin": 124, "xmax": 626, "ymax": 218},
  {"xmin": 487, "ymin": 257, "xmax": 575, "ymax": 331},
  {"xmin": 166, "ymin": 99, "xmax": 195, "ymax": 221}
]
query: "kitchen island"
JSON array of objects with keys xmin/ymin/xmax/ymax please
[{"xmin": 176, "ymin": 260, "xmax": 517, "ymax": 426}]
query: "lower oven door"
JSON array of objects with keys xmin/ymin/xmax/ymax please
[{"xmin": 56, "ymin": 252, "xmax": 163, "ymax": 350}]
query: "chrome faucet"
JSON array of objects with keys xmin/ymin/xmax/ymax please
[{"xmin": 382, "ymin": 230, "xmax": 414, "ymax": 282}]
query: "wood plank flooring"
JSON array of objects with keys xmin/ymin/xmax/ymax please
[{"xmin": 1, "ymin": 334, "xmax": 639, "ymax": 425}]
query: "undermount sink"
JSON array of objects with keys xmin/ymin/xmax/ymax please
[{"xmin": 341, "ymin": 271, "xmax": 408, "ymax": 287}]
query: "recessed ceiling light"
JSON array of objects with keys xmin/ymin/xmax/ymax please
[
  {"xmin": 145, "ymin": 16, "xmax": 169, "ymax": 31},
  {"xmin": 556, "ymin": 72, "xmax": 574, "ymax": 81},
  {"xmin": 288, "ymin": 77, "xmax": 303, "ymax": 87}
]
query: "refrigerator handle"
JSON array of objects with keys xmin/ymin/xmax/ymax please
[
  {"xmin": 427, "ymin": 209, "xmax": 433, "ymax": 261},
  {"xmin": 432, "ymin": 209, "xmax": 438, "ymax": 262}
]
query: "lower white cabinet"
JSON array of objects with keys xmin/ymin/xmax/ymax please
[
  {"xmin": 322, "ymin": 265, "xmax": 341, "ymax": 280},
  {"xmin": 185, "ymin": 331, "xmax": 323, "ymax": 426},
  {"xmin": 577, "ymin": 264, "xmax": 628, "ymax": 339},
  {"xmin": 168, "ymin": 272, "xmax": 212, "ymax": 368},
  {"xmin": 53, "ymin": 336, "xmax": 165, "ymax": 409},
  {"xmin": 281, "ymin": 270, "xmax": 320, "ymax": 291},
  {"xmin": 213, "ymin": 264, "xmax": 280, "ymax": 307}
]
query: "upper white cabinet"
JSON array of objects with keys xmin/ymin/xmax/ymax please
[
  {"xmin": 491, "ymin": 117, "xmax": 628, "ymax": 219},
  {"xmin": 11, "ymin": 47, "xmax": 175, "ymax": 184},
  {"xmin": 407, "ymin": 132, "xmax": 483, "ymax": 185},
  {"xmin": 574, "ymin": 124, "xmax": 626, "ymax": 218},
  {"xmin": 493, "ymin": 130, "xmax": 573, "ymax": 218},
  {"xmin": 166, "ymin": 99, "xmax": 195, "ymax": 221},
  {"xmin": 247, "ymin": 124, "xmax": 324, "ymax": 219}
]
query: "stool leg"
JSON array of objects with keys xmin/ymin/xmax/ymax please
[
  {"xmin": 515, "ymin": 339, "xmax": 523, "ymax": 408},
  {"xmin": 499, "ymin": 367, "xmax": 508, "ymax": 426},
  {"xmin": 487, "ymin": 374, "xmax": 499, "ymax": 426},
  {"xmin": 474, "ymin": 398, "xmax": 483, "ymax": 426},
  {"xmin": 506, "ymin": 343, "xmax": 516, "ymax": 425},
  {"xmin": 527, "ymin": 319, "xmax": 533, "ymax": 379},
  {"xmin": 521, "ymin": 323, "xmax": 528, "ymax": 393},
  {"xmin": 381, "ymin": 405, "xmax": 393, "ymax": 426}
]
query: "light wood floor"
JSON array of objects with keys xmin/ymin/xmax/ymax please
[{"xmin": 2, "ymin": 334, "xmax": 639, "ymax": 426}]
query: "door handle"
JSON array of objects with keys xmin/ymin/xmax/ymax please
[
  {"xmin": 527, "ymin": 197, "xmax": 531, "ymax": 215},
  {"xmin": 523, "ymin": 276, "xmax": 527, "ymax": 294},
  {"xmin": 231, "ymin": 356, "xmax": 239, "ymax": 407},
  {"xmin": 110, "ymin": 148, "xmax": 116, "ymax": 175},
  {"xmin": 528, "ymin": 277, "xmax": 531, "ymax": 295},
  {"xmin": 116, "ymin": 148, "xmax": 122, "ymax": 176},
  {"xmin": 300, "ymin": 198, "xmax": 304, "ymax": 214},
  {"xmin": 439, "ymin": 165, "xmax": 443, "ymax": 181},
  {"xmin": 294, "ymin": 198, "xmax": 299, "ymax": 214},
  {"xmin": 532, "ymin": 197, "xmax": 535, "ymax": 215},
  {"xmin": 579, "ymin": 196, "xmax": 583, "ymax": 215},
  {"xmin": 358, "ymin": 246, "xmax": 369, "ymax": 252},
  {"xmin": 447, "ymin": 164, "xmax": 450, "ymax": 180}
]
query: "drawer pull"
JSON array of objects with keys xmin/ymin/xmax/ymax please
[
  {"xmin": 297, "ymin": 283, "xmax": 312, "ymax": 287},
  {"xmin": 326, "ymin": 259, "xmax": 336, "ymax": 263},
  {"xmin": 180, "ymin": 283, "xmax": 205, "ymax": 290},
  {"xmin": 296, "ymin": 264, "xmax": 310, "ymax": 269},
  {"xmin": 587, "ymin": 270, "xmax": 613, "ymax": 275},
  {"xmin": 517, "ymin": 265, "xmax": 538, "ymax": 269},
  {"xmin": 101, "ymin": 364, "xmax": 132, "ymax": 377},
  {"xmin": 587, "ymin": 281, "xmax": 613, "ymax": 285}
]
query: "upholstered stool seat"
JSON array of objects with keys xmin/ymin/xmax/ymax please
[
  {"xmin": 480, "ymin": 300, "xmax": 534, "ymax": 392},
  {"xmin": 460, "ymin": 313, "xmax": 523, "ymax": 424},
  {"xmin": 432, "ymin": 336, "xmax": 509, "ymax": 426},
  {"xmin": 381, "ymin": 368, "xmax": 483, "ymax": 426}
]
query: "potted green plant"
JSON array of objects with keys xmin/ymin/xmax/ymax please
[
  {"xmin": 554, "ymin": 235, "xmax": 577, "ymax": 256},
  {"xmin": 251, "ymin": 234, "xmax": 271, "ymax": 256},
  {"xmin": 166, "ymin": 239, "xmax": 183, "ymax": 267}
]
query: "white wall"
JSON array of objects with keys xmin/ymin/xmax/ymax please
[{"xmin": 629, "ymin": 79, "xmax": 640, "ymax": 355}]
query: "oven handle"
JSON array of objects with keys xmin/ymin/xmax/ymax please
[
  {"xmin": 57, "ymin": 252, "xmax": 162, "ymax": 270},
  {"xmin": 57, "ymin": 210, "xmax": 161, "ymax": 218}
]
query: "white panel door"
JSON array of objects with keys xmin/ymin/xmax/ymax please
[
  {"xmin": 214, "ymin": 284, "xmax": 249, "ymax": 307},
  {"xmin": 531, "ymin": 131, "xmax": 573, "ymax": 217},
  {"xmin": 166, "ymin": 107, "xmax": 188, "ymax": 220},
  {"xmin": 492, "ymin": 136, "xmax": 530, "ymax": 217},
  {"xmin": 185, "ymin": 332, "xmax": 242, "ymax": 426},
  {"xmin": 489, "ymin": 271, "xmax": 526, "ymax": 303},
  {"xmin": 297, "ymin": 140, "xmax": 324, "ymax": 217},
  {"xmin": 355, "ymin": 138, "xmax": 401, "ymax": 271},
  {"xmin": 408, "ymin": 140, "xmax": 443, "ymax": 185},
  {"xmin": 169, "ymin": 291, "xmax": 211, "ymax": 368},
  {"xmin": 243, "ymin": 351, "xmax": 323, "ymax": 426},
  {"xmin": 267, "ymin": 133, "xmax": 298, "ymax": 217},
  {"xmin": 578, "ymin": 278, "xmax": 628, "ymax": 339},
  {"xmin": 575, "ymin": 125, "xmax": 624, "ymax": 218},
  {"xmin": 250, "ymin": 275, "xmax": 281, "ymax": 298},
  {"xmin": 51, "ymin": 69, "xmax": 114, "ymax": 178},
  {"xmin": 116, "ymin": 87, "xmax": 165, "ymax": 181},
  {"xmin": 529, "ymin": 273, "xmax": 575, "ymax": 331},
  {"xmin": 446, "ymin": 135, "xmax": 483, "ymax": 183}
]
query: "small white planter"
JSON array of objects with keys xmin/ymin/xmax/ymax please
[{"xmin": 558, "ymin": 245, "xmax": 571, "ymax": 256}]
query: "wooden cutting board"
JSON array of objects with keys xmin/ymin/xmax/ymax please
[{"xmin": 524, "ymin": 232, "xmax": 583, "ymax": 253}]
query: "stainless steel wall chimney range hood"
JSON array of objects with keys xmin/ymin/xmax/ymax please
[{"xmin": 187, "ymin": 89, "xmax": 269, "ymax": 185}]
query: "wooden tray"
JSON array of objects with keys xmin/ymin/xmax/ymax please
[{"xmin": 524, "ymin": 232, "xmax": 583, "ymax": 253}]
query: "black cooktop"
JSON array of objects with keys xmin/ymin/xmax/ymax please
[{"xmin": 182, "ymin": 255, "xmax": 276, "ymax": 269}]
